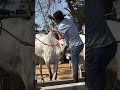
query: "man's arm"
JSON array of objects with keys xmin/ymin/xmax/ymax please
[
  {"xmin": 48, "ymin": 15, "xmax": 57, "ymax": 23},
  {"xmin": 53, "ymin": 24, "xmax": 63, "ymax": 40},
  {"xmin": 48, "ymin": 15, "xmax": 63, "ymax": 39}
]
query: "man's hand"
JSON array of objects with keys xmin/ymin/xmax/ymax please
[
  {"xmin": 48, "ymin": 15, "xmax": 54, "ymax": 20},
  {"xmin": 53, "ymin": 25, "xmax": 58, "ymax": 31},
  {"xmin": 48, "ymin": 15, "xmax": 57, "ymax": 23}
]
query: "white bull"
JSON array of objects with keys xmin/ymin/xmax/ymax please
[
  {"xmin": 35, "ymin": 31, "xmax": 65, "ymax": 81},
  {"xmin": 0, "ymin": 18, "xmax": 34, "ymax": 90},
  {"xmin": 106, "ymin": 20, "xmax": 120, "ymax": 89}
]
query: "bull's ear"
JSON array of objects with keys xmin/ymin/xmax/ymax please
[{"xmin": 54, "ymin": 33, "xmax": 59, "ymax": 40}]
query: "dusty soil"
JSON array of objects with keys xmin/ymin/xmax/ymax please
[{"xmin": 36, "ymin": 64, "xmax": 73, "ymax": 82}]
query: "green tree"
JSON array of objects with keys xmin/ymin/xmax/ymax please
[
  {"xmin": 35, "ymin": 0, "xmax": 85, "ymax": 32},
  {"xmin": 65, "ymin": 0, "xmax": 85, "ymax": 32}
]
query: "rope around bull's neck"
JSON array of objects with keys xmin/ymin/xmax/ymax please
[
  {"xmin": 0, "ymin": 21, "xmax": 35, "ymax": 47},
  {"xmin": 35, "ymin": 37, "xmax": 59, "ymax": 47}
]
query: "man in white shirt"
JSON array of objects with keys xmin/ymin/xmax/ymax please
[{"xmin": 49, "ymin": 11, "xmax": 83, "ymax": 83}]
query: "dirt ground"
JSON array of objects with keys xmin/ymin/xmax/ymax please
[{"xmin": 36, "ymin": 64, "xmax": 73, "ymax": 83}]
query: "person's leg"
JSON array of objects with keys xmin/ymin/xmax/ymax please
[
  {"xmin": 85, "ymin": 48, "xmax": 96, "ymax": 90},
  {"xmin": 86, "ymin": 42, "xmax": 117, "ymax": 90},
  {"xmin": 86, "ymin": 49, "xmax": 106, "ymax": 90},
  {"xmin": 71, "ymin": 44, "xmax": 84, "ymax": 83}
]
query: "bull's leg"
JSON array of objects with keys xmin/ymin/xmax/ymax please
[
  {"xmin": 79, "ymin": 64, "xmax": 82, "ymax": 78},
  {"xmin": 39, "ymin": 64, "xmax": 44, "ymax": 82},
  {"xmin": 46, "ymin": 62, "xmax": 53, "ymax": 81},
  {"xmin": 53, "ymin": 61, "xmax": 59, "ymax": 80},
  {"xmin": 69, "ymin": 60, "xmax": 72, "ymax": 69},
  {"xmin": 20, "ymin": 48, "xmax": 34, "ymax": 90}
]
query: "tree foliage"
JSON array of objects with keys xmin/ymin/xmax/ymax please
[
  {"xmin": 36, "ymin": 0, "xmax": 85, "ymax": 32},
  {"xmin": 65, "ymin": 0, "xmax": 85, "ymax": 32},
  {"xmin": 0, "ymin": 0, "xmax": 34, "ymax": 10},
  {"xmin": 103, "ymin": 0, "xmax": 120, "ymax": 21}
]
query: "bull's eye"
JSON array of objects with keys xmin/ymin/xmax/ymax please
[{"xmin": 61, "ymin": 44, "xmax": 64, "ymax": 46}]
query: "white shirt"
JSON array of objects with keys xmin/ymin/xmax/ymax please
[{"xmin": 58, "ymin": 18, "xmax": 83, "ymax": 49}]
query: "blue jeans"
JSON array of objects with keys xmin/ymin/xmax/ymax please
[
  {"xmin": 86, "ymin": 42, "xmax": 117, "ymax": 90},
  {"xmin": 71, "ymin": 44, "xmax": 84, "ymax": 68}
]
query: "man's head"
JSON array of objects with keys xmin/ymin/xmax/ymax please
[{"xmin": 53, "ymin": 11, "xmax": 64, "ymax": 24}]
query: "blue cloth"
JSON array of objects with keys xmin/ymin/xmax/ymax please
[
  {"xmin": 86, "ymin": 0, "xmax": 116, "ymax": 48},
  {"xmin": 57, "ymin": 18, "xmax": 84, "ymax": 68},
  {"xmin": 71, "ymin": 44, "xmax": 84, "ymax": 68}
]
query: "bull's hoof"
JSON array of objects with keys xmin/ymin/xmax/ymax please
[
  {"xmin": 41, "ymin": 77, "xmax": 44, "ymax": 82},
  {"xmin": 52, "ymin": 76, "xmax": 57, "ymax": 81},
  {"xmin": 50, "ymin": 75, "xmax": 53, "ymax": 81},
  {"xmin": 55, "ymin": 75, "xmax": 57, "ymax": 80}
]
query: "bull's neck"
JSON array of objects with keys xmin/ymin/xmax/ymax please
[{"xmin": 56, "ymin": 44, "xmax": 63, "ymax": 57}]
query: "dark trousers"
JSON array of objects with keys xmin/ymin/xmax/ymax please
[{"xmin": 86, "ymin": 42, "xmax": 117, "ymax": 90}]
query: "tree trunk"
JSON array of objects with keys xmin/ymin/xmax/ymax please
[{"xmin": 66, "ymin": 0, "xmax": 84, "ymax": 32}]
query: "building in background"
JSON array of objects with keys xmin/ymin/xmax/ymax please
[{"xmin": 0, "ymin": 0, "xmax": 34, "ymax": 19}]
